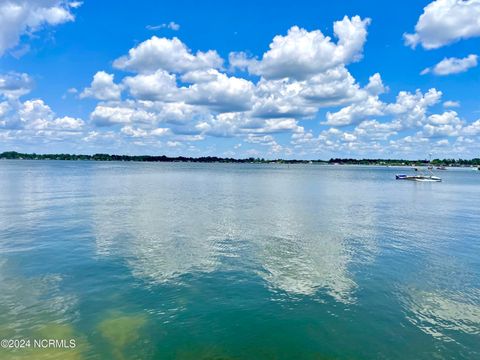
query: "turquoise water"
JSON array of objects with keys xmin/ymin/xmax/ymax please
[{"xmin": 0, "ymin": 160, "xmax": 479, "ymax": 359}]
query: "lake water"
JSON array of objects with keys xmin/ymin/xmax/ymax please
[{"xmin": 0, "ymin": 160, "xmax": 479, "ymax": 359}]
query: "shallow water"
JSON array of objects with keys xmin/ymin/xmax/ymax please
[{"xmin": 0, "ymin": 160, "xmax": 479, "ymax": 359}]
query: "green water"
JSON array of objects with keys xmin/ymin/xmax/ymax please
[{"xmin": 0, "ymin": 161, "xmax": 479, "ymax": 359}]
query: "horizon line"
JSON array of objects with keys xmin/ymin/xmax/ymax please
[{"xmin": 1, "ymin": 151, "xmax": 479, "ymax": 164}]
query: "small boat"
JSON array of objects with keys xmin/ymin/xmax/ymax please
[
  {"xmin": 436, "ymin": 166, "xmax": 447, "ymax": 170},
  {"xmin": 396, "ymin": 159, "xmax": 442, "ymax": 182},
  {"xmin": 396, "ymin": 174, "xmax": 442, "ymax": 182}
]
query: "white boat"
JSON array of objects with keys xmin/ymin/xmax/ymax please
[
  {"xmin": 396, "ymin": 156, "xmax": 442, "ymax": 182},
  {"xmin": 395, "ymin": 174, "xmax": 442, "ymax": 182},
  {"xmin": 414, "ymin": 175, "xmax": 442, "ymax": 182}
]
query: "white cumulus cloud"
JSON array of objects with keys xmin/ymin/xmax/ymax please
[
  {"xmin": 0, "ymin": 98, "xmax": 84, "ymax": 132},
  {"xmin": 405, "ymin": 0, "xmax": 480, "ymax": 49},
  {"xmin": 443, "ymin": 100, "xmax": 460, "ymax": 108},
  {"xmin": 123, "ymin": 70, "xmax": 178, "ymax": 101},
  {"xmin": 421, "ymin": 54, "xmax": 478, "ymax": 75},
  {"xmin": 422, "ymin": 110, "xmax": 463, "ymax": 137},
  {"xmin": 80, "ymin": 71, "xmax": 123, "ymax": 101},
  {"xmin": 230, "ymin": 16, "xmax": 371, "ymax": 80},
  {"xmin": 325, "ymin": 87, "xmax": 442, "ymax": 128},
  {"xmin": 0, "ymin": 0, "xmax": 80, "ymax": 56},
  {"xmin": 0, "ymin": 72, "xmax": 33, "ymax": 99},
  {"xmin": 113, "ymin": 36, "xmax": 223, "ymax": 74}
]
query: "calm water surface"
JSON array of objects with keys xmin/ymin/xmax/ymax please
[{"xmin": 0, "ymin": 160, "xmax": 479, "ymax": 359}]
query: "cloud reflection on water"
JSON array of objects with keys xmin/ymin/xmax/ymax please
[
  {"xmin": 404, "ymin": 289, "xmax": 480, "ymax": 340},
  {"xmin": 91, "ymin": 165, "xmax": 380, "ymax": 303}
]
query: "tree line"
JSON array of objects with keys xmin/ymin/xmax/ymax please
[{"xmin": 1, "ymin": 151, "xmax": 479, "ymax": 166}]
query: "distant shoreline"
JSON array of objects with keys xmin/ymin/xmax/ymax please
[{"xmin": 1, "ymin": 151, "xmax": 479, "ymax": 167}]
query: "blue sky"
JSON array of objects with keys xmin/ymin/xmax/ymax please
[{"xmin": 1, "ymin": 0, "xmax": 480, "ymax": 159}]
